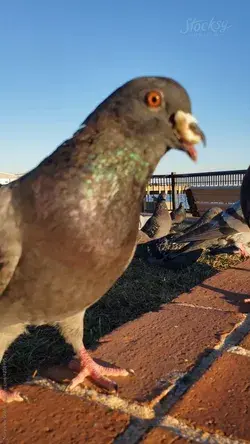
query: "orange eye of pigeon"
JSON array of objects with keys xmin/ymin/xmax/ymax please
[{"xmin": 145, "ymin": 91, "xmax": 162, "ymax": 108}]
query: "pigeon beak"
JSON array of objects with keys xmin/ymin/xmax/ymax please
[
  {"xmin": 189, "ymin": 122, "xmax": 206, "ymax": 146},
  {"xmin": 172, "ymin": 110, "xmax": 206, "ymax": 161}
]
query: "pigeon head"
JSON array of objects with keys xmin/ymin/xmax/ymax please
[
  {"xmin": 208, "ymin": 207, "xmax": 223, "ymax": 217},
  {"xmin": 83, "ymin": 76, "xmax": 205, "ymax": 165}
]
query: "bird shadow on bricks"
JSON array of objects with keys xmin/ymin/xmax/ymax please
[
  {"xmin": 0, "ymin": 257, "xmax": 235, "ymax": 388},
  {"xmin": 200, "ymin": 283, "xmax": 250, "ymax": 313}
]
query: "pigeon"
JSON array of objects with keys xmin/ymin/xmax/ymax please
[
  {"xmin": 135, "ymin": 226, "xmax": 194, "ymax": 260},
  {"xmin": 136, "ymin": 200, "xmax": 172, "ymax": 255},
  {"xmin": 136, "ymin": 230, "xmax": 153, "ymax": 245},
  {"xmin": 240, "ymin": 166, "xmax": 250, "ymax": 227},
  {"xmin": 0, "ymin": 76, "xmax": 205, "ymax": 403},
  {"xmin": 156, "ymin": 191, "xmax": 167, "ymax": 203},
  {"xmin": 138, "ymin": 214, "xmax": 150, "ymax": 230},
  {"xmin": 140, "ymin": 199, "xmax": 172, "ymax": 240},
  {"xmin": 240, "ymin": 167, "xmax": 250, "ymax": 302},
  {"xmin": 170, "ymin": 202, "xmax": 186, "ymax": 224},
  {"xmin": 173, "ymin": 201, "xmax": 250, "ymax": 258},
  {"xmin": 137, "ymin": 206, "xmax": 223, "ymax": 260},
  {"xmin": 209, "ymin": 243, "xmax": 247, "ymax": 256},
  {"xmin": 168, "ymin": 206, "xmax": 223, "ymax": 237},
  {"xmin": 142, "ymin": 203, "xmax": 248, "ymax": 264},
  {"xmin": 148, "ymin": 247, "xmax": 203, "ymax": 269},
  {"xmin": 206, "ymin": 231, "xmax": 250, "ymax": 257},
  {"xmin": 181, "ymin": 206, "xmax": 223, "ymax": 234}
]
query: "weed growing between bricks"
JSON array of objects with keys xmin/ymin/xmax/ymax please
[{"xmin": 0, "ymin": 252, "xmax": 243, "ymax": 389}]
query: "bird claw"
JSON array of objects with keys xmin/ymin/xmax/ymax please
[
  {"xmin": 236, "ymin": 244, "xmax": 249, "ymax": 259},
  {"xmin": 0, "ymin": 389, "xmax": 25, "ymax": 403},
  {"xmin": 67, "ymin": 368, "xmax": 118, "ymax": 394},
  {"xmin": 67, "ymin": 347, "xmax": 133, "ymax": 393}
]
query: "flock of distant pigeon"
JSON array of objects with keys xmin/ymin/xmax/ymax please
[
  {"xmin": 136, "ymin": 196, "xmax": 250, "ymax": 269},
  {"xmin": 0, "ymin": 76, "xmax": 249, "ymax": 403}
]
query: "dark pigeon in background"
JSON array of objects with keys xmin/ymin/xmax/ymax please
[
  {"xmin": 136, "ymin": 200, "xmax": 172, "ymax": 255},
  {"xmin": 140, "ymin": 199, "xmax": 171, "ymax": 240},
  {"xmin": 136, "ymin": 206, "xmax": 223, "ymax": 261},
  {"xmin": 140, "ymin": 203, "xmax": 249, "ymax": 264},
  {"xmin": 181, "ymin": 206, "xmax": 223, "ymax": 234},
  {"xmin": 156, "ymin": 191, "xmax": 167, "ymax": 203},
  {"xmin": 136, "ymin": 230, "xmax": 152, "ymax": 245},
  {"xmin": 174, "ymin": 201, "xmax": 250, "ymax": 257},
  {"xmin": 170, "ymin": 205, "xmax": 222, "ymax": 236},
  {"xmin": 240, "ymin": 166, "xmax": 250, "ymax": 227},
  {"xmin": 147, "ymin": 247, "xmax": 203, "ymax": 269},
  {"xmin": 170, "ymin": 202, "xmax": 186, "ymax": 224},
  {"xmin": 0, "ymin": 76, "xmax": 205, "ymax": 403}
]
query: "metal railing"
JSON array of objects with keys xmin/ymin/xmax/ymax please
[{"xmin": 144, "ymin": 169, "xmax": 247, "ymax": 212}]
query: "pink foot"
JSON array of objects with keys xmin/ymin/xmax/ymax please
[
  {"xmin": 236, "ymin": 243, "xmax": 249, "ymax": 259},
  {"xmin": 0, "ymin": 389, "xmax": 24, "ymax": 403},
  {"xmin": 67, "ymin": 346, "xmax": 134, "ymax": 393}
]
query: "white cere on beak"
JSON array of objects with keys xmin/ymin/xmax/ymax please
[{"xmin": 174, "ymin": 110, "xmax": 201, "ymax": 144}]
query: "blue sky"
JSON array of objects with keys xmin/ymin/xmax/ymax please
[{"xmin": 0, "ymin": 0, "xmax": 249, "ymax": 175}]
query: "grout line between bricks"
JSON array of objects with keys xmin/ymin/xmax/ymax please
[
  {"xmin": 160, "ymin": 415, "xmax": 247, "ymax": 444},
  {"xmin": 28, "ymin": 378, "xmax": 155, "ymax": 419},
  {"xmin": 26, "ymin": 314, "xmax": 250, "ymax": 444},
  {"xmin": 173, "ymin": 301, "xmax": 241, "ymax": 313},
  {"xmin": 227, "ymin": 345, "xmax": 250, "ymax": 357},
  {"xmin": 115, "ymin": 314, "xmax": 250, "ymax": 443},
  {"xmin": 159, "ymin": 314, "xmax": 250, "ymax": 413},
  {"xmin": 114, "ymin": 418, "xmax": 154, "ymax": 444}
]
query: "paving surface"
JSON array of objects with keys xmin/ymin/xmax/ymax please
[
  {"xmin": 142, "ymin": 427, "xmax": 190, "ymax": 443},
  {"xmin": 0, "ymin": 385, "xmax": 129, "ymax": 444},
  {"xmin": 170, "ymin": 352, "xmax": 250, "ymax": 442},
  {"xmin": 0, "ymin": 259, "xmax": 250, "ymax": 443}
]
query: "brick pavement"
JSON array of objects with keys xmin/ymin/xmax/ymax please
[{"xmin": 1, "ymin": 260, "xmax": 250, "ymax": 443}]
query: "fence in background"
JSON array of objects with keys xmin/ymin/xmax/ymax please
[{"xmin": 143, "ymin": 169, "xmax": 247, "ymax": 213}]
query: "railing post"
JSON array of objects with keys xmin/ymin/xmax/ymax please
[
  {"xmin": 171, "ymin": 172, "xmax": 176, "ymax": 211},
  {"xmin": 141, "ymin": 198, "xmax": 144, "ymax": 213}
]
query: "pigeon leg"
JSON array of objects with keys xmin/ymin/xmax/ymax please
[
  {"xmin": 0, "ymin": 389, "xmax": 23, "ymax": 403},
  {"xmin": 0, "ymin": 323, "xmax": 26, "ymax": 403},
  {"xmin": 68, "ymin": 346, "xmax": 132, "ymax": 392},
  {"xmin": 236, "ymin": 243, "xmax": 250, "ymax": 258},
  {"xmin": 58, "ymin": 311, "xmax": 133, "ymax": 393}
]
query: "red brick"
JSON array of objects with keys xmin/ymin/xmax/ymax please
[
  {"xmin": 170, "ymin": 353, "xmax": 250, "ymax": 441},
  {"xmin": 142, "ymin": 427, "xmax": 189, "ymax": 443},
  {"xmin": 0, "ymin": 385, "xmax": 129, "ymax": 444},
  {"xmin": 44, "ymin": 305, "xmax": 241, "ymax": 405},
  {"xmin": 240, "ymin": 332, "xmax": 250, "ymax": 350},
  {"xmin": 172, "ymin": 259, "xmax": 250, "ymax": 313}
]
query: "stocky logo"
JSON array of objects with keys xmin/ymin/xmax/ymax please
[{"xmin": 180, "ymin": 18, "xmax": 232, "ymax": 35}]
